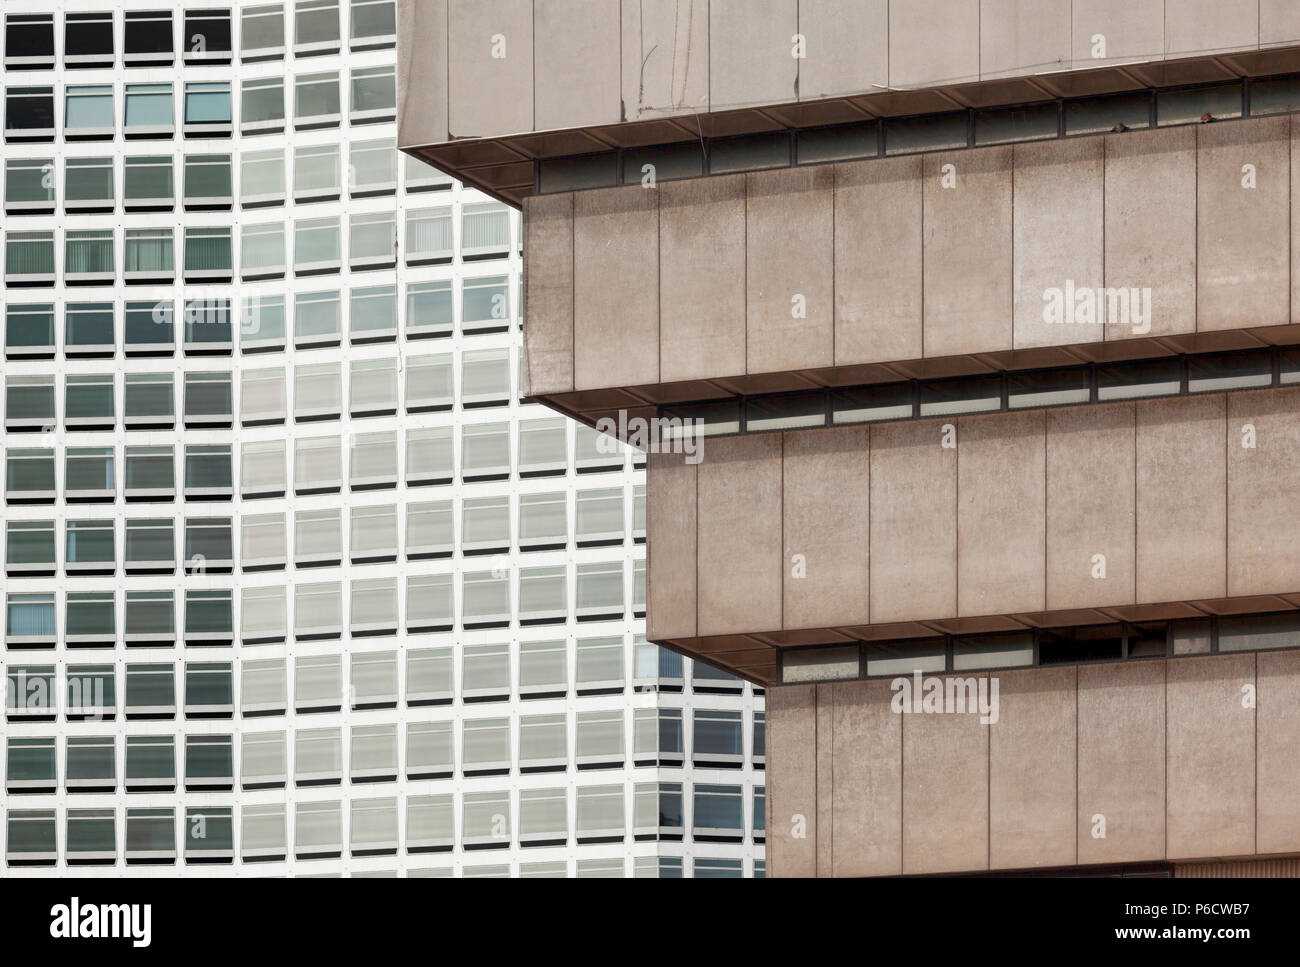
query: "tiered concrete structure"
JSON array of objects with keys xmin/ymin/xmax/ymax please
[{"xmin": 400, "ymin": 0, "xmax": 1300, "ymax": 877}]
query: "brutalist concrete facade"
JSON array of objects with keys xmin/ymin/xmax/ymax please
[{"xmin": 399, "ymin": 0, "xmax": 1300, "ymax": 876}]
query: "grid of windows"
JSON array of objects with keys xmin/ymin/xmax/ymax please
[{"xmin": 0, "ymin": 0, "xmax": 762, "ymax": 878}]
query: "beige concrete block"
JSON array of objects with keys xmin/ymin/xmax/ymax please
[
  {"xmin": 816, "ymin": 684, "xmax": 834, "ymax": 875},
  {"xmin": 979, "ymin": 0, "xmax": 1071, "ymax": 79},
  {"xmin": 659, "ymin": 175, "xmax": 747, "ymax": 383},
  {"xmin": 830, "ymin": 680, "xmax": 902, "ymax": 877},
  {"xmin": 533, "ymin": 0, "xmax": 621, "ymax": 130},
  {"xmin": 1261, "ymin": 0, "xmax": 1300, "ymax": 47},
  {"xmin": 957, "ymin": 409, "xmax": 1045, "ymax": 616},
  {"xmin": 746, "ymin": 167, "xmax": 834, "ymax": 374},
  {"xmin": 1046, "ymin": 403, "xmax": 1136, "ymax": 610},
  {"xmin": 522, "ymin": 194, "xmax": 574, "ymax": 397},
  {"xmin": 1257, "ymin": 650, "xmax": 1300, "ymax": 855},
  {"xmin": 870, "ymin": 419, "xmax": 957, "ymax": 623},
  {"xmin": 1164, "ymin": 0, "xmax": 1259, "ymax": 56},
  {"xmin": 1198, "ymin": 116, "xmax": 1290, "ymax": 332},
  {"xmin": 1104, "ymin": 126, "xmax": 1197, "ymax": 341},
  {"xmin": 619, "ymin": 0, "xmax": 710, "ymax": 120},
  {"xmin": 709, "ymin": 0, "xmax": 799, "ymax": 110},
  {"xmin": 396, "ymin": 0, "xmax": 448, "ymax": 148},
  {"xmin": 923, "ymin": 147, "xmax": 1013, "ymax": 357},
  {"xmin": 767, "ymin": 684, "xmax": 818, "ymax": 877},
  {"xmin": 1014, "ymin": 137, "xmax": 1105, "ymax": 349},
  {"xmin": 1070, "ymin": 0, "xmax": 1165, "ymax": 70},
  {"xmin": 989, "ymin": 666, "xmax": 1077, "ymax": 869},
  {"xmin": 448, "ymin": 0, "xmax": 533, "ymax": 138},
  {"xmin": 1135, "ymin": 394, "xmax": 1226, "ymax": 603},
  {"xmin": 1227, "ymin": 388, "xmax": 1300, "ymax": 596},
  {"xmin": 889, "ymin": 0, "xmax": 980, "ymax": 89},
  {"xmin": 696, "ymin": 435, "xmax": 784, "ymax": 636},
  {"xmin": 646, "ymin": 452, "xmax": 697, "ymax": 641},
  {"xmin": 1166, "ymin": 655, "xmax": 1255, "ymax": 859},
  {"xmin": 783, "ymin": 427, "xmax": 870, "ymax": 629},
  {"xmin": 834, "ymin": 156, "xmax": 923, "ymax": 366},
  {"xmin": 573, "ymin": 186, "xmax": 659, "ymax": 390},
  {"xmin": 902, "ymin": 695, "xmax": 988, "ymax": 874},
  {"xmin": 1077, "ymin": 661, "xmax": 1166, "ymax": 864},
  {"xmin": 797, "ymin": 0, "xmax": 888, "ymax": 99}
]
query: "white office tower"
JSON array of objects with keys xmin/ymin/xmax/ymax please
[{"xmin": 0, "ymin": 1, "xmax": 765, "ymax": 877}]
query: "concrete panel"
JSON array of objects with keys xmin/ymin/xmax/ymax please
[
  {"xmin": 958, "ymin": 410, "xmax": 1045, "ymax": 616},
  {"xmin": 1077, "ymin": 661, "xmax": 1166, "ymax": 865},
  {"xmin": 1227, "ymin": 388, "xmax": 1300, "ymax": 596},
  {"xmin": 746, "ymin": 167, "xmax": 834, "ymax": 374},
  {"xmin": 1166, "ymin": 655, "xmax": 1255, "ymax": 860},
  {"xmin": 1164, "ymin": 0, "xmax": 1259, "ymax": 57},
  {"xmin": 620, "ymin": 0, "xmax": 709, "ymax": 120},
  {"xmin": 1070, "ymin": 0, "xmax": 1164, "ymax": 70},
  {"xmin": 1104, "ymin": 126, "xmax": 1197, "ymax": 341},
  {"xmin": 815, "ymin": 685, "xmax": 834, "ymax": 875},
  {"xmin": 1291, "ymin": 115, "xmax": 1300, "ymax": 325},
  {"xmin": 783, "ymin": 427, "xmax": 870, "ymax": 630},
  {"xmin": 521, "ymin": 194, "xmax": 574, "ymax": 397},
  {"xmin": 870, "ymin": 420, "xmax": 957, "ymax": 623},
  {"xmin": 696, "ymin": 434, "xmax": 784, "ymax": 636},
  {"xmin": 923, "ymin": 147, "xmax": 1013, "ymax": 357},
  {"xmin": 645, "ymin": 452, "xmax": 696, "ymax": 641},
  {"xmin": 396, "ymin": 0, "xmax": 448, "ymax": 148},
  {"xmin": 1261, "ymin": 0, "xmax": 1300, "ymax": 47},
  {"xmin": 1135, "ymin": 394, "xmax": 1226, "ymax": 604},
  {"xmin": 659, "ymin": 175, "xmax": 746, "ymax": 383},
  {"xmin": 1197, "ymin": 116, "xmax": 1290, "ymax": 332},
  {"xmin": 1013, "ymin": 137, "xmax": 1105, "ymax": 350},
  {"xmin": 979, "ymin": 0, "xmax": 1071, "ymax": 79},
  {"xmin": 767, "ymin": 684, "xmax": 818, "ymax": 877},
  {"xmin": 989, "ymin": 666, "xmax": 1077, "ymax": 870},
  {"xmin": 830, "ymin": 680, "xmax": 902, "ymax": 877},
  {"xmin": 533, "ymin": 0, "xmax": 621, "ymax": 130},
  {"xmin": 572, "ymin": 186, "xmax": 659, "ymax": 391},
  {"xmin": 797, "ymin": 0, "xmax": 888, "ymax": 100},
  {"xmin": 1045, "ymin": 403, "xmax": 1136, "ymax": 610},
  {"xmin": 447, "ymin": 0, "xmax": 533, "ymax": 139},
  {"xmin": 834, "ymin": 156, "xmax": 923, "ymax": 365},
  {"xmin": 709, "ymin": 0, "xmax": 798, "ymax": 110},
  {"xmin": 1257, "ymin": 650, "xmax": 1300, "ymax": 855},
  {"xmin": 902, "ymin": 693, "xmax": 988, "ymax": 874},
  {"xmin": 889, "ymin": 0, "xmax": 980, "ymax": 89}
]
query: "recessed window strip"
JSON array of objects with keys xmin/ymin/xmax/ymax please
[
  {"xmin": 538, "ymin": 72, "xmax": 1300, "ymax": 195},
  {"xmin": 656, "ymin": 347, "xmax": 1300, "ymax": 439}
]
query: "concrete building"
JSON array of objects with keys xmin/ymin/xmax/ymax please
[
  {"xmin": 398, "ymin": 0, "xmax": 1300, "ymax": 877},
  {"xmin": 0, "ymin": 0, "xmax": 765, "ymax": 878}
]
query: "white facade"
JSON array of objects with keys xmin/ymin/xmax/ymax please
[{"xmin": 0, "ymin": 0, "xmax": 765, "ymax": 877}]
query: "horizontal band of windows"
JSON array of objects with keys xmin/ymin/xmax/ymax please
[
  {"xmin": 779, "ymin": 612, "xmax": 1300, "ymax": 685},
  {"xmin": 657, "ymin": 347, "xmax": 1296, "ymax": 440},
  {"xmin": 537, "ymin": 72, "xmax": 1300, "ymax": 194}
]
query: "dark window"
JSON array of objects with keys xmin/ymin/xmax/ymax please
[
  {"xmin": 886, "ymin": 111, "xmax": 968, "ymax": 155},
  {"xmin": 796, "ymin": 122, "xmax": 878, "ymax": 165},
  {"xmin": 5, "ymin": 15, "xmax": 55, "ymax": 69},
  {"xmin": 1038, "ymin": 625, "xmax": 1125, "ymax": 665},
  {"xmin": 975, "ymin": 102, "xmax": 1058, "ymax": 145},
  {"xmin": 65, "ymin": 13, "xmax": 115, "ymax": 67},
  {"xmin": 5, "ymin": 88, "xmax": 55, "ymax": 139},
  {"xmin": 124, "ymin": 10, "xmax": 174, "ymax": 64},
  {"xmin": 1187, "ymin": 352, "xmax": 1272, "ymax": 394},
  {"xmin": 1097, "ymin": 357, "xmax": 1182, "ymax": 401},
  {"xmin": 1065, "ymin": 91, "xmax": 1151, "ymax": 136},
  {"xmin": 183, "ymin": 9, "xmax": 232, "ymax": 62}
]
